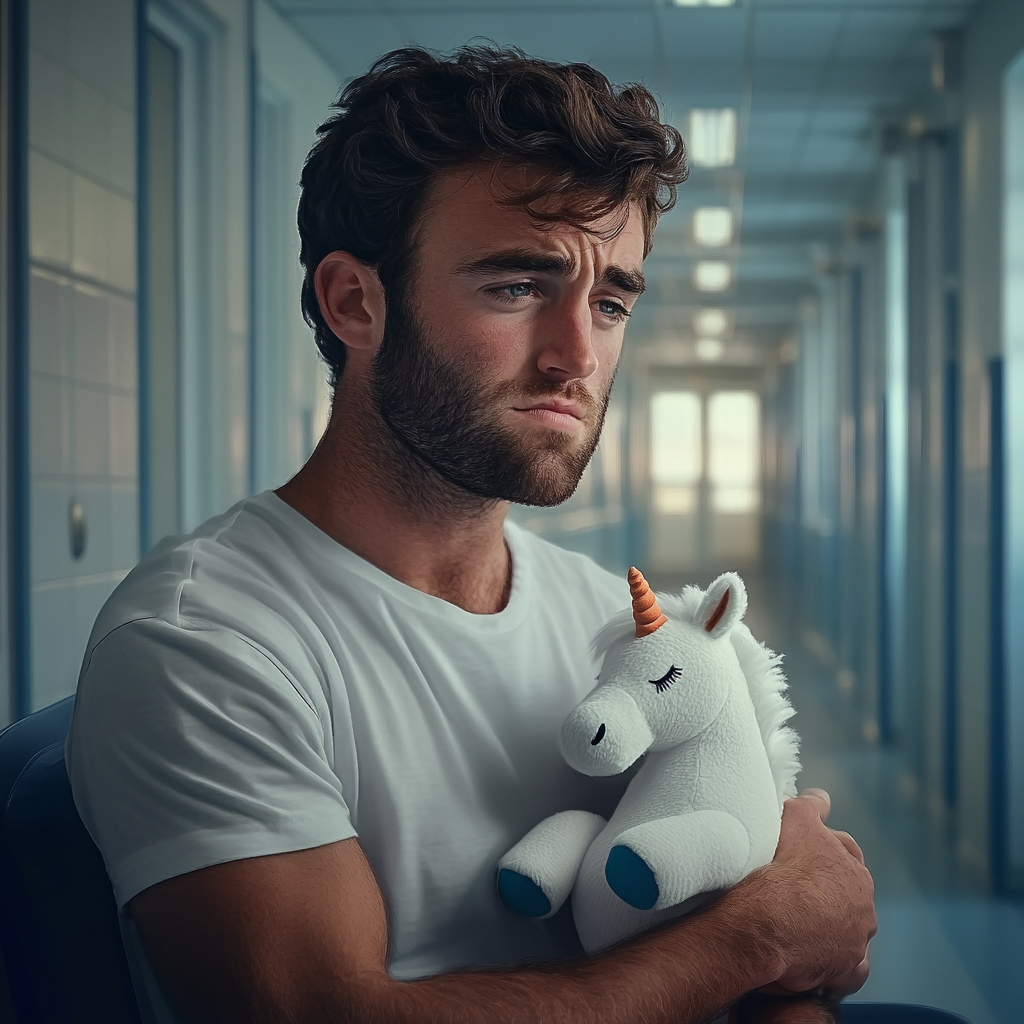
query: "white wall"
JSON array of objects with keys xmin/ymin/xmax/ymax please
[
  {"xmin": 251, "ymin": 0, "xmax": 335, "ymax": 491},
  {"xmin": 187, "ymin": 0, "xmax": 251, "ymax": 526},
  {"xmin": 148, "ymin": 0, "xmax": 251, "ymax": 530}
]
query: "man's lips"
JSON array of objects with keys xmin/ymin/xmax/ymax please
[{"xmin": 513, "ymin": 401, "xmax": 587, "ymax": 430}]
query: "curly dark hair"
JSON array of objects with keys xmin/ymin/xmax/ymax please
[{"xmin": 297, "ymin": 45, "xmax": 688, "ymax": 388}]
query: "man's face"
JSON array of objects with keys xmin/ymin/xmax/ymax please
[{"xmin": 369, "ymin": 165, "xmax": 646, "ymax": 507}]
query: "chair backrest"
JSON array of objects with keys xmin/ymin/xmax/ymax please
[{"xmin": 0, "ymin": 697, "xmax": 142, "ymax": 1023}]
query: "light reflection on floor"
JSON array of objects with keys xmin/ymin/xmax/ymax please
[{"xmin": 647, "ymin": 568, "xmax": 1024, "ymax": 1024}]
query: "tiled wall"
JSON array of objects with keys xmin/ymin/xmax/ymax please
[{"xmin": 27, "ymin": 0, "xmax": 138, "ymax": 710}]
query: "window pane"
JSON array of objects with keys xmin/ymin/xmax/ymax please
[
  {"xmin": 654, "ymin": 485, "xmax": 698, "ymax": 514},
  {"xmin": 712, "ymin": 485, "xmax": 759, "ymax": 513},
  {"xmin": 708, "ymin": 391, "xmax": 760, "ymax": 510},
  {"xmin": 650, "ymin": 391, "xmax": 702, "ymax": 485}
]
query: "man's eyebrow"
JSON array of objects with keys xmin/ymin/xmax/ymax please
[
  {"xmin": 601, "ymin": 266, "xmax": 646, "ymax": 296},
  {"xmin": 455, "ymin": 249, "xmax": 646, "ymax": 296},
  {"xmin": 454, "ymin": 249, "xmax": 577, "ymax": 278}
]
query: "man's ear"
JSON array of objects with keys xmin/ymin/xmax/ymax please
[{"xmin": 314, "ymin": 252, "xmax": 386, "ymax": 354}]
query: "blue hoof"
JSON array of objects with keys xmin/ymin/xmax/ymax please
[
  {"xmin": 497, "ymin": 868, "xmax": 552, "ymax": 918},
  {"xmin": 605, "ymin": 845, "xmax": 659, "ymax": 910}
]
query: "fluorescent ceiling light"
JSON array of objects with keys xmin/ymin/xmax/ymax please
[
  {"xmin": 694, "ymin": 261, "xmax": 732, "ymax": 292},
  {"xmin": 673, "ymin": 0, "xmax": 735, "ymax": 6},
  {"xmin": 696, "ymin": 338, "xmax": 725, "ymax": 361},
  {"xmin": 694, "ymin": 308, "xmax": 728, "ymax": 335},
  {"xmin": 693, "ymin": 207, "xmax": 733, "ymax": 247},
  {"xmin": 688, "ymin": 109, "xmax": 737, "ymax": 168}
]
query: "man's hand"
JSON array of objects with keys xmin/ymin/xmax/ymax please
[{"xmin": 751, "ymin": 789, "xmax": 876, "ymax": 997}]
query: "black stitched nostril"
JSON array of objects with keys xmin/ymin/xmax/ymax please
[{"xmin": 591, "ymin": 723, "xmax": 606, "ymax": 746}]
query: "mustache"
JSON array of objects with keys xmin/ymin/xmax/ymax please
[{"xmin": 492, "ymin": 378, "xmax": 601, "ymax": 415}]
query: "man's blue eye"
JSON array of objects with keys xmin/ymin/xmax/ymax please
[
  {"xmin": 599, "ymin": 300, "xmax": 629, "ymax": 318},
  {"xmin": 506, "ymin": 283, "xmax": 532, "ymax": 298}
]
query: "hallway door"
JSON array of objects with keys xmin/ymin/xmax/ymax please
[{"xmin": 648, "ymin": 386, "xmax": 761, "ymax": 575}]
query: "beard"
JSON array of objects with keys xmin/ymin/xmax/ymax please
[{"xmin": 369, "ymin": 286, "xmax": 612, "ymax": 508}]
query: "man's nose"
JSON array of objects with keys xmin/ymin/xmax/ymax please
[{"xmin": 535, "ymin": 296, "xmax": 599, "ymax": 381}]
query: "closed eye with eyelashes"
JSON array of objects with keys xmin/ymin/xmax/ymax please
[{"xmin": 649, "ymin": 665, "xmax": 681, "ymax": 693}]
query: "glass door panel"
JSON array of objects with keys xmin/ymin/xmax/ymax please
[
  {"xmin": 648, "ymin": 387, "xmax": 762, "ymax": 573},
  {"xmin": 649, "ymin": 390, "xmax": 703, "ymax": 571}
]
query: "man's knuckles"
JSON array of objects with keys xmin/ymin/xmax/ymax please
[{"xmin": 829, "ymin": 829, "xmax": 865, "ymax": 864}]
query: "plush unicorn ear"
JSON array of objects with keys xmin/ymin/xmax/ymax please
[{"xmin": 695, "ymin": 572, "xmax": 747, "ymax": 639}]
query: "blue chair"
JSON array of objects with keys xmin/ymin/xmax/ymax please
[
  {"xmin": 0, "ymin": 696, "xmax": 141, "ymax": 1023},
  {"xmin": 841, "ymin": 1006, "xmax": 972, "ymax": 1023}
]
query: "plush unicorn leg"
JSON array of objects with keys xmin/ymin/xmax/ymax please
[
  {"xmin": 605, "ymin": 811, "xmax": 750, "ymax": 911},
  {"xmin": 498, "ymin": 810, "xmax": 607, "ymax": 919}
]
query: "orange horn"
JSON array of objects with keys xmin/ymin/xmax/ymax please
[{"xmin": 628, "ymin": 567, "xmax": 667, "ymax": 638}]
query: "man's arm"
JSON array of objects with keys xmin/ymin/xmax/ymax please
[{"xmin": 131, "ymin": 791, "xmax": 875, "ymax": 1024}]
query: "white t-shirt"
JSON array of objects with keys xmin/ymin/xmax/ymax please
[{"xmin": 66, "ymin": 491, "xmax": 632, "ymax": 1019}]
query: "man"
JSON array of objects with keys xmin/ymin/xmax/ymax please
[{"xmin": 67, "ymin": 46, "xmax": 875, "ymax": 1024}]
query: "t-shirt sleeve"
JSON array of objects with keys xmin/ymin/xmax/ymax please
[{"xmin": 66, "ymin": 616, "xmax": 357, "ymax": 908}]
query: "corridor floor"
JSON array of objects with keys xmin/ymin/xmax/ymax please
[{"xmin": 648, "ymin": 569, "xmax": 1024, "ymax": 1024}]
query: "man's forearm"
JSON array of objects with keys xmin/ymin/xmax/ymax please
[
  {"xmin": 135, "ymin": 795, "xmax": 874, "ymax": 1024},
  {"xmin": 357, "ymin": 882, "xmax": 782, "ymax": 1024}
]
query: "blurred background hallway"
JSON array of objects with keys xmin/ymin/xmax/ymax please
[
  {"xmin": 727, "ymin": 570, "xmax": 1021, "ymax": 1024},
  {"xmin": 3, "ymin": 0, "xmax": 1024, "ymax": 1019}
]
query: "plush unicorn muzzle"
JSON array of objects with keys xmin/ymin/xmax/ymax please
[
  {"xmin": 559, "ymin": 688, "xmax": 652, "ymax": 777},
  {"xmin": 498, "ymin": 568, "xmax": 800, "ymax": 954}
]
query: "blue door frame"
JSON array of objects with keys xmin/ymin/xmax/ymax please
[
  {"xmin": 136, "ymin": 0, "xmax": 153, "ymax": 557},
  {"xmin": 989, "ymin": 356, "xmax": 1007, "ymax": 891},
  {"xmin": 7, "ymin": 0, "xmax": 31, "ymax": 723}
]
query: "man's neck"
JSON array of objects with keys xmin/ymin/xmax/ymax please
[{"xmin": 276, "ymin": 393, "xmax": 513, "ymax": 615}]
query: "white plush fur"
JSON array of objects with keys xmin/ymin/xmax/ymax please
[{"xmin": 498, "ymin": 573, "xmax": 800, "ymax": 954}]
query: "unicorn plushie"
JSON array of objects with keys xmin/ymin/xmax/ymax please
[{"xmin": 498, "ymin": 568, "xmax": 800, "ymax": 954}]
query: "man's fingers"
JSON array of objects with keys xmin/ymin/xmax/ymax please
[
  {"xmin": 822, "ymin": 955, "xmax": 870, "ymax": 999},
  {"xmin": 796, "ymin": 788, "xmax": 831, "ymax": 823},
  {"xmin": 831, "ymin": 829, "xmax": 865, "ymax": 864}
]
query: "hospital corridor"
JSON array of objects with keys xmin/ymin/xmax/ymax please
[{"xmin": 2, "ymin": 0, "xmax": 1024, "ymax": 1021}]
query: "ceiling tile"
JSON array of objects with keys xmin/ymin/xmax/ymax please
[
  {"xmin": 384, "ymin": 10, "xmax": 656, "ymax": 67},
  {"xmin": 752, "ymin": 59, "xmax": 830, "ymax": 96},
  {"xmin": 836, "ymin": 9, "xmax": 922, "ymax": 60},
  {"xmin": 658, "ymin": 7, "xmax": 748, "ymax": 61},
  {"xmin": 824, "ymin": 58, "xmax": 922, "ymax": 99},
  {"xmin": 753, "ymin": 10, "xmax": 845, "ymax": 61}
]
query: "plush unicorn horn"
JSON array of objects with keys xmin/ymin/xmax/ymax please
[{"xmin": 628, "ymin": 567, "xmax": 667, "ymax": 637}]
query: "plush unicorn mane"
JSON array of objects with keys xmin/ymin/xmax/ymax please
[{"xmin": 590, "ymin": 586, "xmax": 800, "ymax": 808}]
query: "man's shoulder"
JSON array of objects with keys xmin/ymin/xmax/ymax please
[{"xmin": 86, "ymin": 493, "xmax": 300, "ymax": 653}]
